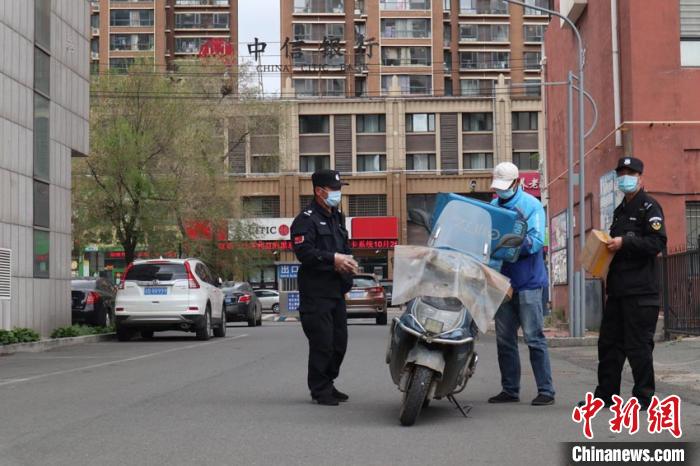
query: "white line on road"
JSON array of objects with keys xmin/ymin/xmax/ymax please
[{"xmin": 0, "ymin": 334, "xmax": 248, "ymax": 388}]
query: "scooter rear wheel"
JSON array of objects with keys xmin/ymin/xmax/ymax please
[{"xmin": 399, "ymin": 365, "xmax": 434, "ymax": 426}]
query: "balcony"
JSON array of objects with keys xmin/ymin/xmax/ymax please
[
  {"xmin": 379, "ymin": 0, "xmax": 432, "ymax": 11},
  {"xmin": 294, "ymin": 0, "xmax": 345, "ymax": 14},
  {"xmin": 460, "ymin": 0, "xmax": 508, "ymax": 15},
  {"xmin": 174, "ymin": 0, "xmax": 230, "ymax": 6}
]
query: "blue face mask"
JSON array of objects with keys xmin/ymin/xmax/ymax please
[
  {"xmin": 324, "ymin": 189, "xmax": 342, "ymax": 208},
  {"xmin": 495, "ymin": 188, "xmax": 516, "ymax": 200},
  {"xmin": 617, "ymin": 175, "xmax": 639, "ymax": 194}
]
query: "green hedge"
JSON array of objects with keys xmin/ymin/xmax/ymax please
[
  {"xmin": 0, "ymin": 328, "xmax": 41, "ymax": 345},
  {"xmin": 50, "ymin": 324, "xmax": 114, "ymax": 339}
]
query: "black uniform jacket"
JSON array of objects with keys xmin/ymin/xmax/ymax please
[
  {"xmin": 291, "ymin": 201, "xmax": 353, "ymax": 298},
  {"xmin": 606, "ymin": 189, "xmax": 667, "ymax": 299}
]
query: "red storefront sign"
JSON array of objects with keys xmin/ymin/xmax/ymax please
[
  {"xmin": 520, "ymin": 172, "xmax": 541, "ymax": 197},
  {"xmin": 351, "ymin": 217, "xmax": 399, "ymax": 240}
]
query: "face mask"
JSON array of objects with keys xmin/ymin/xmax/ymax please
[
  {"xmin": 324, "ymin": 189, "xmax": 342, "ymax": 208},
  {"xmin": 496, "ymin": 188, "xmax": 516, "ymax": 200},
  {"xmin": 617, "ymin": 175, "xmax": 638, "ymax": 193}
]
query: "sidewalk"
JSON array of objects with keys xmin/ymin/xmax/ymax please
[{"xmin": 550, "ymin": 336, "xmax": 700, "ymax": 405}]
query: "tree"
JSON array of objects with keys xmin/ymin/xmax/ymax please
[{"xmin": 76, "ymin": 58, "xmax": 281, "ymax": 278}]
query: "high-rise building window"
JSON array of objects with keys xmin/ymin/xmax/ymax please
[
  {"xmin": 523, "ymin": 24, "xmax": 545, "ymax": 42},
  {"xmin": 524, "ymin": 51, "xmax": 542, "ymax": 70},
  {"xmin": 463, "ymin": 112, "xmax": 493, "ymax": 131},
  {"xmin": 512, "ymin": 111, "xmax": 538, "ymax": 131},
  {"xmin": 242, "ymin": 196, "xmax": 280, "ymax": 218},
  {"xmin": 380, "ymin": 0, "xmax": 431, "ymax": 11},
  {"xmin": 357, "ymin": 115, "xmax": 386, "ymax": 133},
  {"xmin": 407, "ymin": 153, "xmax": 437, "ymax": 171},
  {"xmin": 175, "ymin": 13, "xmax": 230, "ymax": 29},
  {"xmin": 381, "ymin": 47, "xmax": 431, "ymax": 66},
  {"xmin": 293, "ymin": 23, "xmax": 345, "ymax": 41},
  {"xmin": 33, "ymin": 94, "xmax": 50, "ymax": 180},
  {"xmin": 34, "ymin": 0, "xmax": 51, "ymax": 49},
  {"xmin": 33, "ymin": 181, "xmax": 50, "ymax": 228},
  {"xmin": 299, "ymin": 115, "xmax": 330, "ymax": 134},
  {"xmin": 110, "ymin": 10, "xmax": 154, "ymax": 27},
  {"xmin": 33, "ymin": 230, "xmax": 50, "ymax": 279},
  {"xmin": 460, "ymin": 79, "xmax": 495, "ymax": 97},
  {"xmin": 463, "ymin": 152, "xmax": 494, "ymax": 170},
  {"xmin": 357, "ymin": 154, "xmax": 387, "ymax": 172},
  {"xmin": 513, "ymin": 152, "xmax": 539, "ymax": 170},
  {"xmin": 459, "ymin": 51, "xmax": 510, "ymax": 69},
  {"xmin": 300, "ymin": 155, "xmax": 331, "ymax": 173},
  {"xmin": 406, "ymin": 114, "xmax": 435, "ymax": 132},
  {"xmin": 34, "ymin": 48, "xmax": 50, "ymax": 98},
  {"xmin": 110, "ymin": 34, "xmax": 155, "ymax": 51},
  {"xmin": 349, "ymin": 195, "xmax": 387, "ymax": 216},
  {"xmin": 381, "ymin": 75, "xmax": 432, "ymax": 95},
  {"xmin": 524, "ymin": 79, "xmax": 542, "ymax": 97},
  {"xmin": 294, "ymin": 0, "xmax": 345, "ymax": 14},
  {"xmin": 380, "ymin": 18, "xmax": 431, "ymax": 38},
  {"xmin": 460, "ymin": 0, "xmax": 508, "ymax": 15},
  {"xmin": 459, "ymin": 24, "xmax": 509, "ymax": 42},
  {"xmin": 109, "ymin": 58, "xmax": 135, "ymax": 73},
  {"xmin": 523, "ymin": 0, "xmax": 548, "ymax": 15},
  {"xmin": 681, "ymin": 0, "xmax": 700, "ymax": 66}
]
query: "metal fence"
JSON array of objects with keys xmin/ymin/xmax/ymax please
[{"xmin": 662, "ymin": 248, "xmax": 700, "ymax": 339}]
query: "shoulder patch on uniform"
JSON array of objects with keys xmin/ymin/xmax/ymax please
[
  {"xmin": 294, "ymin": 235, "xmax": 305, "ymax": 244},
  {"xmin": 648, "ymin": 216, "xmax": 663, "ymax": 222},
  {"xmin": 649, "ymin": 216, "xmax": 663, "ymax": 231}
]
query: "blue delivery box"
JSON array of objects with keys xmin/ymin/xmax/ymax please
[{"xmin": 431, "ymin": 193, "xmax": 527, "ymax": 266}]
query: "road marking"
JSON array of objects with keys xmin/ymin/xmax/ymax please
[{"xmin": 0, "ymin": 334, "xmax": 248, "ymax": 388}]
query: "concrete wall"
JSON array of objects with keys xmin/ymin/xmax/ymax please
[{"xmin": 0, "ymin": 0, "xmax": 90, "ymax": 335}]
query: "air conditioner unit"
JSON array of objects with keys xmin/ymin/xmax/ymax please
[
  {"xmin": 91, "ymin": 27, "xmax": 100, "ymax": 35},
  {"xmin": 91, "ymin": 51, "xmax": 99, "ymax": 60}
]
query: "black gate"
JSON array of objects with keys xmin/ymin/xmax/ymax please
[{"xmin": 662, "ymin": 249, "xmax": 700, "ymax": 338}]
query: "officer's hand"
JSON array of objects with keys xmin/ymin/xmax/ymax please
[
  {"xmin": 334, "ymin": 254, "xmax": 358, "ymax": 275},
  {"xmin": 607, "ymin": 237, "xmax": 623, "ymax": 252}
]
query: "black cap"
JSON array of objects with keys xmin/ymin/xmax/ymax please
[
  {"xmin": 312, "ymin": 169, "xmax": 348, "ymax": 190},
  {"xmin": 615, "ymin": 157, "xmax": 644, "ymax": 174}
]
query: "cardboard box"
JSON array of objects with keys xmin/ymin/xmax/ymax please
[{"xmin": 582, "ymin": 229, "xmax": 615, "ymax": 278}]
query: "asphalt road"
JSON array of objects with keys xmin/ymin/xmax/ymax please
[{"xmin": 0, "ymin": 319, "xmax": 698, "ymax": 466}]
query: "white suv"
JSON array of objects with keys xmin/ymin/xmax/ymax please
[{"xmin": 115, "ymin": 259, "xmax": 226, "ymax": 341}]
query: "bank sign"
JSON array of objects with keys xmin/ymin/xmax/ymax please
[{"xmin": 228, "ymin": 218, "xmax": 354, "ymax": 241}]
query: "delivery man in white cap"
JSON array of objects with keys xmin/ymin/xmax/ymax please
[{"xmin": 488, "ymin": 162, "xmax": 555, "ymax": 406}]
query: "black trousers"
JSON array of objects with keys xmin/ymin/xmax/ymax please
[
  {"xmin": 594, "ymin": 296, "xmax": 659, "ymax": 405},
  {"xmin": 299, "ymin": 295, "xmax": 348, "ymax": 398}
]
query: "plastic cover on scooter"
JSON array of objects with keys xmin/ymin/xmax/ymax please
[{"xmin": 391, "ymin": 245, "xmax": 511, "ymax": 333}]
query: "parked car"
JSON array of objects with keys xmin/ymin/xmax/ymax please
[
  {"xmin": 114, "ymin": 259, "xmax": 226, "ymax": 341},
  {"xmin": 223, "ymin": 282, "xmax": 262, "ymax": 326},
  {"xmin": 255, "ymin": 289, "xmax": 280, "ymax": 313},
  {"xmin": 380, "ymin": 280, "xmax": 393, "ymax": 308},
  {"xmin": 344, "ymin": 274, "xmax": 387, "ymax": 325},
  {"xmin": 71, "ymin": 278, "xmax": 116, "ymax": 327}
]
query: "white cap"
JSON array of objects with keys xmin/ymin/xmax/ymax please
[{"xmin": 490, "ymin": 162, "xmax": 519, "ymax": 190}]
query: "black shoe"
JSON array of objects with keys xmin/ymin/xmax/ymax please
[
  {"xmin": 488, "ymin": 392, "xmax": 519, "ymax": 403},
  {"xmin": 532, "ymin": 394, "xmax": 555, "ymax": 406},
  {"xmin": 332, "ymin": 388, "xmax": 349, "ymax": 402},
  {"xmin": 315, "ymin": 395, "xmax": 339, "ymax": 406}
]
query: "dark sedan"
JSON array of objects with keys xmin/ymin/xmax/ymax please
[
  {"xmin": 223, "ymin": 282, "xmax": 262, "ymax": 327},
  {"xmin": 71, "ymin": 278, "xmax": 116, "ymax": 327}
]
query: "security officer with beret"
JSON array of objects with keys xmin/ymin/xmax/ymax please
[
  {"xmin": 590, "ymin": 157, "xmax": 667, "ymax": 409},
  {"xmin": 291, "ymin": 169, "xmax": 359, "ymax": 406}
]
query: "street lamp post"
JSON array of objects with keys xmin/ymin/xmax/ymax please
[{"xmin": 501, "ymin": 0, "xmax": 587, "ymax": 336}]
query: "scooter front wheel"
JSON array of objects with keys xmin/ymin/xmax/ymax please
[{"xmin": 399, "ymin": 365, "xmax": 434, "ymax": 426}]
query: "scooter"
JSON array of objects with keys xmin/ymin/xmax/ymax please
[{"xmin": 387, "ymin": 196, "xmax": 525, "ymax": 426}]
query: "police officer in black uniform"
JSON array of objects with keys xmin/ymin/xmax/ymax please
[
  {"xmin": 592, "ymin": 157, "xmax": 667, "ymax": 409},
  {"xmin": 291, "ymin": 169, "xmax": 358, "ymax": 406}
]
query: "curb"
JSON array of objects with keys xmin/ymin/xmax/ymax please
[{"xmin": 0, "ymin": 333, "xmax": 115, "ymax": 356}]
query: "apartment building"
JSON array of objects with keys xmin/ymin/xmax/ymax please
[
  {"xmin": 225, "ymin": 76, "xmax": 544, "ymax": 285},
  {"xmin": 90, "ymin": 0, "xmax": 238, "ymax": 73},
  {"xmin": 280, "ymin": 0, "xmax": 549, "ymax": 97},
  {"xmin": 0, "ymin": 0, "xmax": 90, "ymax": 335}
]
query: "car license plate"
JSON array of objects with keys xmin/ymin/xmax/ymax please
[
  {"xmin": 349, "ymin": 291, "xmax": 365, "ymax": 299},
  {"xmin": 144, "ymin": 287, "xmax": 167, "ymax": 296}
]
